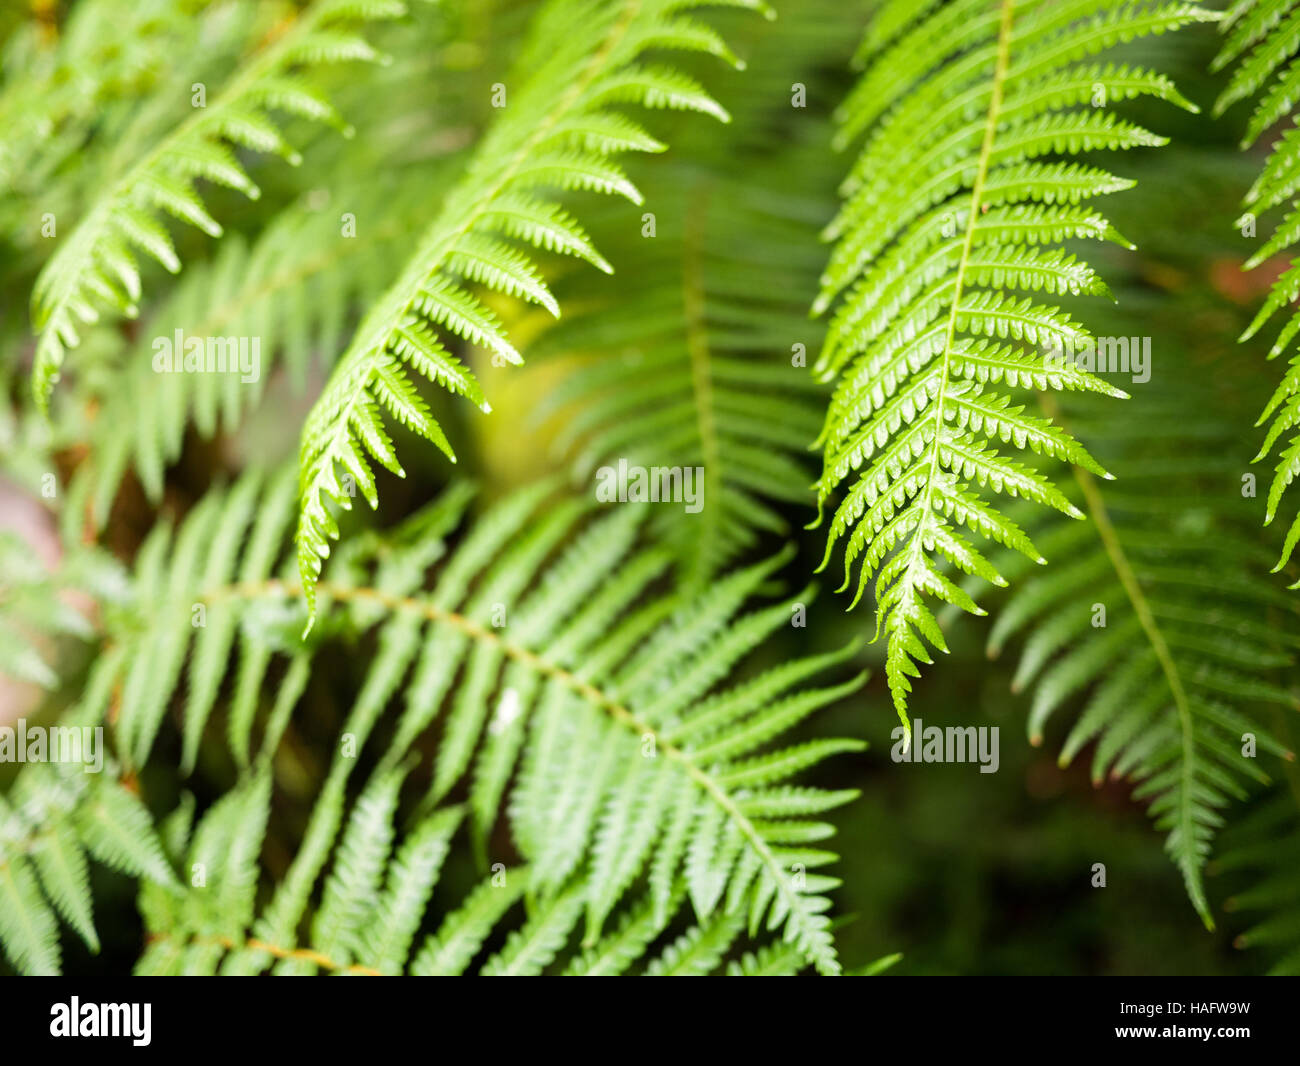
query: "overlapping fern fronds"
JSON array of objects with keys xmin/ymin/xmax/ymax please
[
  {"xmin": 34, "ymin": 2, "xmax": 473, "ymax": 537},
  {"xmin": 135, "ymin": 750, "xmax": 840, "ymax": 977},
  {"xmin": 62, "ymin": 169, "xmax": 447, "ymax": 537},
  {"xmin": 295, "ymin": 0, "xmax": 771, "ymax": 625},
  {"xmin": 28, "ymin": 0, "xmax": 405, "ymax": 412},
  {"xmin": 1213, "ymin": 0, "xmax": 1300, "ymax": 583},
  {"xmin": 2, "ymin": 471, "xmax": 865, "ymax": 975},
  {"xmin": 134, "ymin": 763, "xmax": 821, "ymax": 977},
  {"xmin": 0, "ymin": 0, "xmax": 201, "ymax": 206},
  {"xmin": 809, "ymin": 0, "xmax": 1217, "ymax": 734},
  {"xmin": 987, "ymin": 389, "xmax": 1300, "ymax": 928}
]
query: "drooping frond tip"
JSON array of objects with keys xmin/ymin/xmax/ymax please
[{"xmin": 294, "ymin": 0, "xmax": 767, "ymax": 630}]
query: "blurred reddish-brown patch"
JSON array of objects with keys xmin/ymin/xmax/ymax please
[
  {"xmin": 0, "ymin": 477, "xmax": 95, "ymax": 727},
  {"xmin": 1210, "ymin": 254, "xmax": 1291, "ymax": 305}
]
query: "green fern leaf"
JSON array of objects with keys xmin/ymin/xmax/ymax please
[
  {"xmin": 986, "ymin": 388, "xmax": 1300, "ymax": 928},
  {"xmin": 1216, "ymin": 1, "xmax": 1300, "ymax": 583},
  {"xmin": 119, "ymin": 478, "xmax": 865, "ymax": 975},
  {"xmin": 811, "ymin": 0, "xmax": 1217, "ymax": 733},
  {"xmin": 294, "ymin": 0, "xmax": 770, "ymax": 627}
]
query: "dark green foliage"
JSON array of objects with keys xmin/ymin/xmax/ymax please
[{"xmin": 3, "ymin": 0, "xmax": 1300, "ymax": 981}]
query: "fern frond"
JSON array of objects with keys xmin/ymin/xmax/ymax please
[
  {"xmin": 987, "ymin": 399, "xmax": 1300, "ymax": 928},
  {"xmin": 294, "ymin": 0, "xmax": 770, "ymax": 626},
  {"xmin": 62, "ymin": 169, "xmax": 445, "ymax": 534},
  {"xmin": 811, "ymin": 0, "xmax": 1217, "ymax": 733},
  {"xmin": 23, "ymin": 474, "xmax": 866, "ymax": 974},
  {"xmin": 1215, "ymin": 1, "xmax": 1300, "ymax": 583},
  {"xmin": 297, "ymin": 485, "xmax": 864, "ymax": 974},
  {"xmin": 28, "ymin": 0, "xmax": 403, "ymax": 411}
]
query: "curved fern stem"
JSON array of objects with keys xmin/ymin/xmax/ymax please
[{"xmin": 682, "ymin": 185, "xmax": 723, "ymax": 589}]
